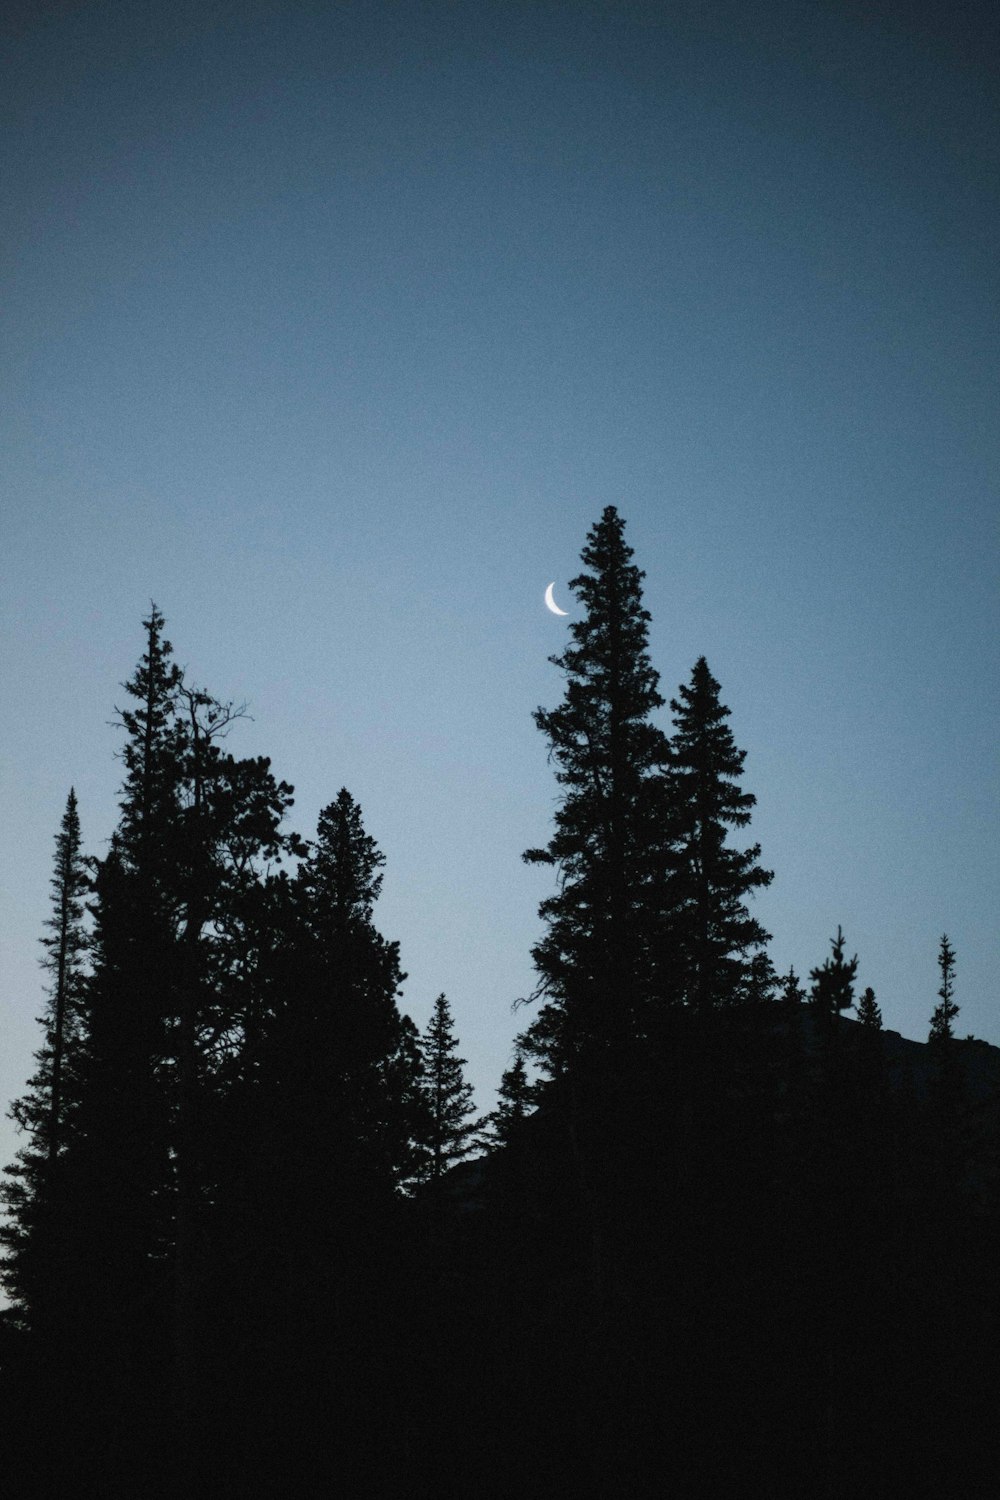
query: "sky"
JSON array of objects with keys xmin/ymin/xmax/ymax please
[{"xmin": 3, "ymin": 0, "xmax": 998, "ymax": 1161}]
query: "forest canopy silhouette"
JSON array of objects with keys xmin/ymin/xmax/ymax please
[{"xmin": 2, "ymin": 508, "xmax": 997, "ymax": 1498}]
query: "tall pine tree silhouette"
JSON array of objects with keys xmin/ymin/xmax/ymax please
[
  {"xmin": 40, "ymin": 790, "xmax": 89, "ymax": 1170},
  {"xmin": 856, "ymin": 987, "xmax": 882, "ymax": 1030},
  {"xmin": 1, "ymin": 790, "xmax": 89, "ymax": 1325},
  {"xmin": 809, "ymin": 926, "xmax": 858, "ymax": 1036},
  {"xmin": 521, "ymin": 506, "xmax": 673, "ymax": 1079},
  {"xmin": 80, "ymin": 607, "xmax": 185, "ymax": 1316},
  {"xmin": 665, "ymin": 656, "xmax": 773, "ymax": 1010},
  {"xmin": 928, "ymin": 934, "xmax": 958, "ymax": 1046},
  {"xmin": 928, "ymin": 933, "xmax": 961, "ymax": 1118},
  {"xmin": 420, "ymin": 994, "xmax": 480, "ymax": 1183},
  {"xmin": 291, "ymin": 787, "xmax": 421, "ymax": 1192},
  {"xmin": 28, "ymin": 609, "xmax": 300, "ymax": 1485},
  {"xmin": 210, "ymin": 786, "xmax": 425, "ymax": 1484},
  {"xmin": 486, "ymin": 1049, "xmax": 536, "ymax": 1150},
  {"xmin": 225, "ymin": 787, "xmax": 418, "ymax": 1295}
]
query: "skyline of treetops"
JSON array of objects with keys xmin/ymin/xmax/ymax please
[
  {"xmin": 1, "ymin": 506, "xmax": 995, "ymax": 1495},
  {"xmin": 3, "ymin": 510, "xmax": 981, "ymax": 1349},
  {"xmin": 3, "ymin": 508, "xmax": 983, "ymax": 1189},
  {"xmin": 4, "ymin": 508, "xmax": 978, "ymax": 1184}
]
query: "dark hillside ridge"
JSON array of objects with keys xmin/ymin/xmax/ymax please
[
  {"xmin": 802, "ymin": 1008, "xmax": 1000, "ymax": 1100},
  {"xmin": 447, "ymin": 1007, "xmax": 1000, "ymax": 1198},
  {"xmin": 421, "ymin": 1008, "xmax": 1000, "ymax": 1499}
]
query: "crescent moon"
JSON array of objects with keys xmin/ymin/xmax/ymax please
[{"xmin": 544, "ymin": 582, "xmax": 569, "ymax": 617}]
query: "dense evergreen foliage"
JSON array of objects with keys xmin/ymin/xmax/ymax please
[
  {"xmin": 666, "ymin": 655, "xmax": 774, "ymax": 1009},
  {"xmin": 1, "ymin": 790, "xmax": 88, "ymax": 1324},
  {"xmin": 857, "ymin": 984, "xmax": 883, "ymax": 1030},
  {"xmin": 419, "ymin": 994, "xmax": 480, "ymax": 1182},
  {"xmin": 809, "ymin": 923, "xmax": 859, "ymax": 1032},
  {"xmin": 930, "ymin": 932, "xmax": 959, "ymax": 1045},
  {"xmin": 521, "ymin": 505, "xmax": 674, "ymax": 1075},
  {"xmin": 485, "ymin": 1047, "xmax": 536, "ymax": 1150},
  {"xmin": 2, "ymin": 518, "xmax": 997, "ymax": 1498}
]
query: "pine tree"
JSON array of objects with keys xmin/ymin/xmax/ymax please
[
  {"xmin": 380, "ymin": 1011, "xmax": 429, "ymax": 1194},
  {"xmin": 856, "ymin": 987, "xmax": 882, "ymax": 1030},
  {"xmin": 220, "ymin": 785, "xmax": 412, "ymax": 1196},
  {"xmin": 927, "ymin": 934, "xmax": 962, "ymax": 1124},
  {"xmin": 291, "ymin": 788, "xmax": 420, "ymax": 1190},
  {"xmin": 420, "ymin": 994, "xmax": 480, "ymax": 1182},
  {"xmin": 779, "ymin": 965, "xmax": 807, "ymax": 1052},
  {"xmin": 1, "ymin": 791, "xmax": 89, "ymax": 1321},
  {"xmin": 41, "ymin": 610, "xmax": 300, "ymax": 1480},
  {"xmin": 665, "ymin": 656, "xmax": 773, "ymax": 1010},
  {"xmin": 220, "ymin": 787, "xmax": 423, "ymax": 1446},
  {"xmin": 808, "ymin": 926, "xmax": 858, "ymax": 1034},
  {"xmin": 928, "ymin": 934, "xmax": 958, "ymax": 1046},
  {"xmin": 49, "ymin": 610, "xmax": 206, "ymax": 1472},
  {"xmin": 113, "ymin": 602, "xmax": 186, "ymax": 904},
  {"xmin": 75, "ymin": 609, "xmax": 190, "ymax": 1305},
  {"xmin": 851, "ymin": 985, "xmax": 887, "ymax": 1115},
  {"xmin": 41, "ymin": 789, "xmax": 89, "ymax": 1166},
  {"xmin": 487, "ymin": 1049, "xmax": 536, "ymax": 1151},
  {"xmin": 521, "ymin": 506, "xmax": 673, "ymax": 1078},
  {"xmin": 781, "ymin": 967, "xmax": 807, "ymax": 1012},
  {"xmin": 171, "ymin": 684, "xmax": 297, "ymax": 1466}
]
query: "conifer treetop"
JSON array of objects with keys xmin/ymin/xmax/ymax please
[
  {"xmin": 114, "ymin": 603, "xmax": 185, "ymax": 845},
  {"xmin": 809, "ymin": 926, "xmax": 858, "ymax": 1027},
  {"xmin": 666, "ymin": 655, "xmax": 773, "ymax": 1008},
  {"xmin": 520, "ymin": 507, "xmax": 675, "ymax": 1067},
  {"xmin": 421, "ymin": 993, "xmax": 481, "ymax": 1179},
  {"xmin": 929, "ymin": 933, "xmax": 958, "ymax": 1045},
  {"xmin": 306, "ymin": 788, "xmax": 387, "ymax": 922},
  {"xmin": 487, "ymin": 1048, "xmax": 536, "ymax": 1150},
  {"xmin": 41, "ymin": 788, "xmax": 89, "ymax": 980},
  {"xmin": 527, "ymin": 506, "xmax": 667, "ymax": 821},
  {"xmin": 856, "ymin": 986, "xmax": 882, "ymax": 1030}
]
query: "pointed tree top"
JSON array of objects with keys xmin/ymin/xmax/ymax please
[
  {"xmin": 304, "ymin": 789, "xmax": 388, "ymax": 928},
  {"xmin": 809, "ymin": 926, "xmax": 859, "ymax": 1022},
  {"xmin": 929, "ymin": 934, "xmax": 959, "ymax": 1045},
  {"xmin": 856, "ymin": 986, "xmax": 882, "ymax": 1030}
]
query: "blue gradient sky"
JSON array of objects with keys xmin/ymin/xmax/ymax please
[{"xmin": 3, "ymin": 1, "xmax": 997, "ymax": 1152}]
